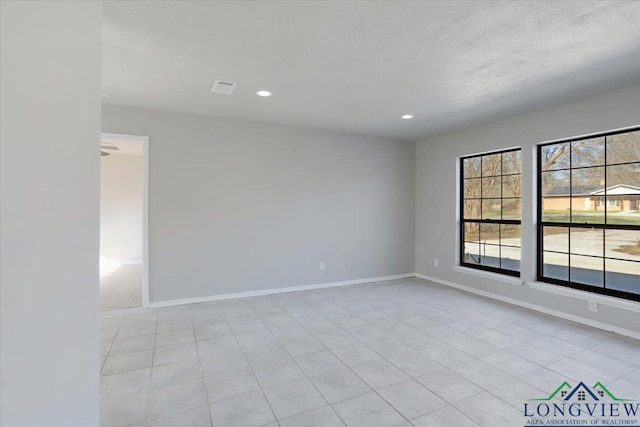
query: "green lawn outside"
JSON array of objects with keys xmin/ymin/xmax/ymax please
[{"xmin": 541, "ymin": 210, "xmax": 640, "ymax": 225}]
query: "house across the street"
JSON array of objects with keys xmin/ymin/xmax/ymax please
[{"xmin": 544, "ymin": 184, "xmax": 640, "ymax": 211}]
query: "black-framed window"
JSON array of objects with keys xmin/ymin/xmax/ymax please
[
  {"xmin": 538, "ymin": 127, "xmax": 640, "ymax": 301},
  {"xmin": 460, "ymin": 148, "xmax": 522, "ymax": 277}
]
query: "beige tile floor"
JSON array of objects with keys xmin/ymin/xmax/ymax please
[{"xmin": 100, "ymin": 277, "xmax": 640, "ymax": 427}]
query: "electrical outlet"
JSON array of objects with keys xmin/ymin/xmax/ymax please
[
  {"xmin": 434, "ymin": 258, "xmax": 439, "ymax": 267},
  {"xmin": 320, "ymin": 262, "xmax": 326, "ymax": 271},
  {"xmin": 588, "ymin": 301, "xmax": 598, "ymax": 312}
]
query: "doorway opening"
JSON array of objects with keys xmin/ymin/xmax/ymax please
[{"xmin": 99, "ymin": 133, "xmax": 149, "ymax": 311}]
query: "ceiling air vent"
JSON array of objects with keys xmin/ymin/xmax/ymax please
[{"xmin": 210, "ymin": 80, "xmax": 237, "ymax": 95}]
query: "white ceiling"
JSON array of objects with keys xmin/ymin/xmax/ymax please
[{"xmin": 102, "ymin": 1, "xmax": 640, "ymax": 141}]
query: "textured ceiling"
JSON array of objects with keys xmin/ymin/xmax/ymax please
[{"xmin": 102, "ymin": 1, "xmax": 640, "ymax": 141}]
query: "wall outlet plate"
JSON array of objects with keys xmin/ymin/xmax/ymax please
[
  {"xmin": 320, "ymin": 262, "xmax": 326, "ymax": 271},
  {"xmin": 588, "ymin": 301, "xmax": 598, "ymax": 312},
  {"xmin": 434, "ymin": 258, "xmax": 439, "ymax": 267}
]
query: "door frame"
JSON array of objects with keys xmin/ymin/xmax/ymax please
[{"xmin": 101, "ymin": 132, "xmax": 150, "ymax": 308}]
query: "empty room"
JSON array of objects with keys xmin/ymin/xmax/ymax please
[{"xmin": 2, "ymin": 1, "xmax": 640, "ymax": 427}]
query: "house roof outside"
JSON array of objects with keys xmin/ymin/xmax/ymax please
[
  {"xmin": 546, "ymin": 184, "xmax": 640, "ymax": 197},
  {"xmin": 546, "ymin": 185, "xmax": 601, "ymax": 196},
  {"xmin": 590, "ymin": 184, "xmax": 640, "ymax": 196}
]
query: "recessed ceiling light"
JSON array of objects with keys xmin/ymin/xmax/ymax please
[
  {"xmin": 401, "ymin": 114, "xmax": 414, "ymax": 120},
  {"xmin": 255, "ymin": 90, "xmax": 273, "ymax": 97},
  {"xmin": 101, "ymin": 94, "xmax": 111, "ymax": 99}
]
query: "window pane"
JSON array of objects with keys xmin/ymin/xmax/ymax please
[
  {"xmin": 606, "ymin": 164, "xmax": 640, "ymax": 224},
  {"xmin": 463, "ymin": 242, "xmax": 481, "ymax": 265},
  {"xmin": 463, "ymin": 222, "xmax": 480, "ymax": 242},
  {"xmin": 502, "ymin": 175, "xmax": 521, "ymax": 198},
  {"xmin": 543, "ymin": 251, "xmax": 568, "ymax": 281},
  {"xmin": 605, "ymin": 259, "xmax": 640, "ymax": 295},
  {"xmin": 502, "ymin": 150, "xmax": 521, "ymax": 175},
  {"xmin": 571, "ymin": 167, "xmax": 604, "ymax": 195},
  {"xmin": 543, "ymin": 226, "xmax": 568, "ymax": 253},
  {"xmin": 463, "ymin": 200, "xmax": 481, "ymax": 220},
  {"xmin": 480, "ymin": 223, "xmax": 500, "ymax": 242},
  {"xmin": 502, "ymin": 198, "xmax": 521, "ymax": 220},
  {"xmin": 571, "ymin": 137, "xmax": 605, "ymax": 168},
  {"xmin": 605, "ymin": 198, "xmax": 623, "ymax": 223},
  {"xmin": 541, "ymin": 142, "xmax": 570, "ymax": 171},
  {"xmin": 500, "ymin": 246, "xmax": 521, "ymax": 272},
  {"xmin": 607, "ymin": 130, "xmax": 640, "ymax": 165},
  {"xmin": 463, "ymin": 178, "xmax": 481, "ymax": 199},
  {"xmin": 542, "ymin": 170, "xmax": 570, "ymax": 222},
  {"xmin": 482, "ymin": 153, "xmax": 501, "ymax": 177},
  {"xmin": 571, "ymin": 167, "xmax": 604, "ymax": 224},
  {"xmin": 570, "ymin": 228, "xmax": 603, "ymax": 256},
  {"xmin": 542, "ymin": 207, "xmax": 570, "ymax": 223},
  {"xmin": 482, "ymin": 199, "xmax": 501, "ymax": 219},
  {"xmin": 606, "ymin": 163, "xmax": 640, "ymax": 187},
  {"xmin": 570, "ymin": 255, "xmax": 604, "ymax": 287},
  {"xmin": 500, "ymin": 224, "xmax": 521, "ymax": 247},
  {"xmin": 480, "ymin": 244, "xmax": 500, "ymax": 268},
  {"xmin": 571, "ymin": 198, "xmax": 604, "ymax": 224},
  {"xmin": 542, "ymin": 170, "xmax": 570, "ymax": 195},
  {"xmin": 605, "ymin": 229, "xmax": 640, "ymax": 262},
  {"xmin": 462, "ymin": 222, "xmax": 480, "ymax": 264},
  {"xmin": 607, "ymin": 201, "xmax": 640, "ymax": 225},
  {"xmin": 482, "ymin": 177, "xmax": 501, "ymax": 198},
  {"xmin": 500, "ymin": 225, "xmax": 521, "ymax": 272},
  {"xmin": 463, "ymin": 157, "xmax": 481, "ymax": 178}
]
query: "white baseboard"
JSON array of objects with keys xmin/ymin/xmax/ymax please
[
  {"xmin": 415, "ymin": 273, "xmax": 640, "ymax": 341},
  {"xmin": 148, "ymin": 273, "xmax": 416, "ymax": 308},
  {"xmin": 526, "ymin": 280, "xmax": 640, "ymax": 314},
  {"xmin": 147, "ymin": 270, "xmax": 640, "ymax": 340}
]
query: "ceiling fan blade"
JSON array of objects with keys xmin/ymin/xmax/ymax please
[
  {"xmin": 101, "ymin": 145, "xmax": 119, "ymax": 151},
  {"xmin": 101, "ymin": 151, "xmax": 110, "ymax": 156}
]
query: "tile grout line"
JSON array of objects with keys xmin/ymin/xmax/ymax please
[
  {"xmin": 230, "ymin": 307, "xmax": 281, "ymax": 426},
  {"xmin": 278, "ymin": 302, "xmax": 354, "ymax": 426},
  {"xmin": 189, "ymin": 303, "xmax": 216, "ymax": 427},
  {"xmin": 144, "ymin": 309, "xmax": 159, "ymax": 425}
]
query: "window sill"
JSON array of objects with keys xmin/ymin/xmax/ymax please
[
  {"xmin": 526, "ymin": 281, "xmax": 640, "ymax": 313},
  {"xmin": 452, "ymin": 266, "xmax": 524, "ymax": 286}
]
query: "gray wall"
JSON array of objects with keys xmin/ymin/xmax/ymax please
[
  {"xmin": 416, "ymin": 83, "xmax": 640, "ymax": 334},
  {"xmin": 101, "ymin": 154, "xmax": 144, "ymax": 264},
  {"xmin": 102, "ymin": 105, "xmax": 415, "ymax": 303},
  {"xmin": 0, "ymin": 1, "xmax": 102, "ymax": 426}
]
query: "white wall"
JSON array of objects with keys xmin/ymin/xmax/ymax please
[
  {"xmin": 0, "ymin": 1, "xmax": 102, "ymax": 426},
  {"xmin": 416, "ymin": 83, "xmax": 640, "ymax": 334},
  {"xmin": 101, "ymin": 154, "xmax": 143, "ymax": 264},
  {"xmin": 102, "ymin": 105, "xmax": 415, "ymax": 303}
]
